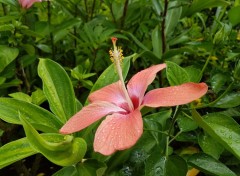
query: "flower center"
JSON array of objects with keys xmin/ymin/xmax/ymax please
[{"xmin": 109, "ymin": 37, "xmax": 134, "ymax": 111}]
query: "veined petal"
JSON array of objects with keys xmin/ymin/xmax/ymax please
[
  {"xmin": 59, "ymin": 101, "xmax": 126, "ymax": 134},
  {"xmin": 127, "ymin": 64, "xmax": 166, "ymax": 108},
  {"xmin": 89, "ymin": 81, "xmax": 128, "ymax": 109},
  {"xmin": 94, "ymin": 109, "xmax": 143, "ymax": 155},
  {"xmin": 143, "ymin": 82, "xmax": 208, "ymax": 107}
]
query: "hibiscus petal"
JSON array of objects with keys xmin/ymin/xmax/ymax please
[
  {"xmin": 89, "ymin": 81, "xmax": 128, "ymax": 109},
  {"xmin": 127, "ymin": 64, "xmax": 166, "ymax": 108},
  {"xmin": 59, "ymin": 101, "xmax": 126, "ymax": 134},
  {"xmin": 143, "ymin": 82, "xmax": 208, "ymax": 107},
  {"xmin": 94, "ymin": 109, "xmax": 143, "ymax": 155},
  {"xmin": 19, "ymin": 0, "xmax": 41, "ymax": 8}
]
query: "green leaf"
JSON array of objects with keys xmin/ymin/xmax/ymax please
[
  {"xmin": 0, "ymin": 77, "xmax": 6, "ymax": 85},
  {"xmin": 199, "ymin": 132, "xmax": 224, "ymax": 159},
  {"xmin": 0, "ymin": 24, "xmax": 15, "ymax": 32},
  {"xmin": 145, "ymin": 152, "xmax": 187, "ymax": 176},
  {"xmin": 163, "ymin": 47, "xmax": 195, "ymax": 60},
  {"xmin": 185, "ymin": 66, "xmax": 202, "ymax": 83},
  {"xmin": 0, "ymin": 133, "xmax": 85, "ymax": 169},
  {"xmin": 0, "ymin": 98, "xmax": 62, "ymax": 133},
  {"xmin": 76, "ymin": 159, "xmax": 107, "ymax": 176},
  {"xmin": 8, "ymin": 92, "xmax": 32, "ymax": 103},
  {"xmin": 19, "ymin": 113, "xmax": 87, "ymax": 166},
  {"xmin": 0, "ymin": 0, "xmax": 18, "ymax": 6},
  {"xmin": 188, "ymin": 153, "xmax": 237, "ymax": 176},
  {"xmin": 31, "ymin": 88, "xmax": 46, "ymax": 105},
  {"xmin": 90, "ymin": 55, "xmax": 131, "ymax": 93},
  {"xmin": 151, "ymin": 0, "xmax": 162, "ymax": 15},
  {"xmin": 177, "ymin": 114, "xmax": 198, "ymax": 132},
  {"xmin": 192, "ymin": 110, "xmax": 240, "ymax": 160},
  {"xmin": 0, "ymin": 45, "xmax": 19, "ymax": 72},
  {"xmin": 0, "ymin": 138, "xmax": 37, "ymax": 169},
  {"xmin": 165, "ymin": 1, "xmax": 182, "ymax": 36},
  {"xmin": 144, "ymin": 109, "xmax": 172, "ymax": 128},
  {"xmin": 0, "ymin": 79, "xmax": 22, "ymax": 89},
  {"xmin": 228, "ymin": 6, "xmax": 240, "ymax": 26},
  {"xmin": 151, "ymin": 25, "xmax": 162, "ymax": 59},
  {"xmin": 52, "ymin": 166, "xmax": 78, "ymax": 176},
  {"xmin": 144, "ymin": 118, "xmax": 162, "ymax": 145},
  {"xmin": 166, "ymin": 61, "xmax": 190, "ymax": 86},
  {"xmin": 38, "ymin": 59, "xmax": 76, "ymax": 122},
  {"xmin": 182, "ymin": 0, "xmax": 230, "ymax": 17},
  {"xmin": 212, "ymin": 92, "xmax": 240, "ymax": 108},
  {"xmin": 211, "ymin": 73, "xmax": 228, "ymax": 93}
]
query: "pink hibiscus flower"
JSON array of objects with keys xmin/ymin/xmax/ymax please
[
  {"xmin": 60, "ymin": 38, "xmax": 208, "ymax": 155},
  {"xmin": 18, "ymin": 0, "xmax": 42, "ymax": 9}
]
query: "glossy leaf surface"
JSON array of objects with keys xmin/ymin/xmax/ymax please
[
  {"xmin": 20, "ymin": 113, "xmax": 87, "ymax": 166},
  {"xmin": 0, "ymin": 98, "xmax": 61, "ymax": 132},
  {"xmin": 38, "ymin": 59, "xmax": 76, "ymax": 122}
]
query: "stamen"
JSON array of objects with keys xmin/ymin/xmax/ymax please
[{"xmin": 110, "ymin": 37, "xmax": 134, "ymax": 110}]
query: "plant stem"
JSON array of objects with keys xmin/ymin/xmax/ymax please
[
  {"xmin": 198, "ymin": 49, "xmax": 214, "ymax": 82},
  {"xmin": 161, "ymin": 0, "xmax": 168, "ymax": 54},
  {"xmin": 84, "ymin": 0, "xmax": 88, "ymax": 21},
  {"xmin": 120, "ymin": 0, "xmax": 129, "ymax": 29},
  {"xmin": 90, "ymin": 0, "xmax": 96, "ymax": 19},
  {"xmin": 166, "ymin": 106, "xmax": 179, "ymax": 156},
  {"xmin": 109, "ymin": 2, "xmax": 116, "ymax": 23},
  {"xmin": 1, "ymin": 3, "xmax": 7, "ymax": 15}
]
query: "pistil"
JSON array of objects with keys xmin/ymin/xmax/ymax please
[{"xmin": 110, "ymin": 37, "xmax": 134, "ymax": 111}]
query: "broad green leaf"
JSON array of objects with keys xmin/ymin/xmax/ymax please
[
  {"xmin": 166, "ymin": 61, "xmax": 190, "ymax": 86},
  {"xmin": 144, "ymin": 109, "xmax": 172, "ymax": 128},
  {"xmin": 36, "ymin": 44, "xmax": 52, "ymax": 53},
  {"xmin": 212, "ymin": 92, "xmax": 240, "ymax": 108},
  {"xmin": 90, "ymin": 55, "xmax": 132, "ymax": 93},
  {"xmin": 8, "ymin": 92, "xmax": 32, "ymax": 103},
  {"xmin": 163, "ymin": 47, "xmax": 195, "ymax": 60},
  {"xmin": 151, "ymin": 25, "xmax": 162, "ymax": 59},
  {"xmin": 228, "ymin": 6, "xmax": 240, "ymax": 26},
  {"xmin": 20, "ymin": 113, "xmax": 87, "ymax": 166},
  {"xmin": 151, "ymin": 0, "xmax": 162, "ymax": 15},
  {"xmin": 54, "ymin": 18, "xmax": 81, "ymax": 34},
  {"xmin": 177, "ymin": 114, "xmax": 198, "ymax": 132},
  {"xmin": 211, "ymin": 73, "xmax": 228, "ymax": 93},
  {"xmin": 0, "ymin": 45, "xmax": 19, "ymax": 72},
  {"xmin": 188, "ymin": 153, "xmax": 237, "ymax": 176},
  {"xmin": 0, "ymin": 79, "xmax": 22, "ymax": 89},
  {"xmin": 144, "ymin": 118, "xmax": 162, "ymax": 145},
  {"xmin": 31, "ymin": 88, "xmax": 46, "ymax": 105},
  {"xmin": 0, "ymin": 77, "xmax": 6, "ymax": 85},
  {"xmin": 0, "ymin": 16, "xmax": 17, "ymax": 23},
  {"xmin": 0, "ymin": 133, "xmax": 84, "ymax": 169},
  {"xmin": 185, "ymin": 66, "xmax": 202, "ymax": 83},
  {"xmin": 0, "ymin": 24, "xmax": 15, "ymax": 32},
  {"xmin": 0, "ymin": 138, "xmax": 37, "ymax": 169},
  {"xmin": 0, "ymin": 0, "xmax": 18, "ymax": 6},
  {"xmin": 165, "ymin": 1, "xmax": 182, "ymax": 36},
  {"xmin": 38, "ymin": 59, "xmax": 76, "ymax": 122},
  {"xmin": 192, "ymin": 110, "xmax": 240, "ymax": 160},
  {"xmin": 52, "ymin": 166, "xmax": 78, "ymax": 176},
  {"xmin": 199, "ymin": 132, "xmax": 224, "ymax": 159},
  {"xmin": 0, "ymin": 98, "xmax": 62, "ymax": 132},
  {"xmin": 145, "ymin": 152, "xmax": 187, "ymax": 176},
  {"xmin": 123, "ymin": 31, "xmax": 150, "ymax": 51},
  {"xmin": 182, "ymin": 0, "xmax": 230, "ymax": 17},
  {"xmin": 76, "ymin": 159, "xmax": 107, "ymax": 176}
]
